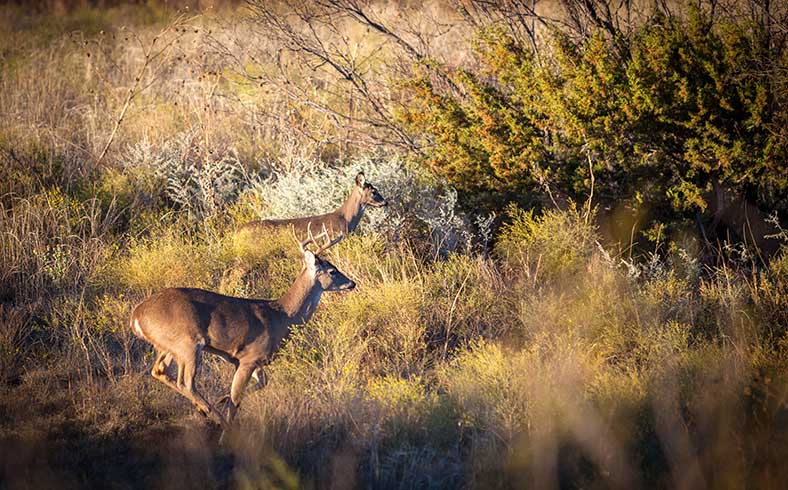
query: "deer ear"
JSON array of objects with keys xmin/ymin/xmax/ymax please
[
  {"xmin": 355, "ymin": 172, "xmax": 366, "ymax": 187},
  {"xmin": 303, "ymin": 250, "xmax": 317, "ymax": 268}
]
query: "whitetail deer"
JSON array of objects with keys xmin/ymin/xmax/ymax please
[
  {"xmin": 239, "ymin": 171, "xmax": 387, "ymax": 239},
  {"xmin": 130, "ymin": 224, "xmax": 354, "ymax": 438}
]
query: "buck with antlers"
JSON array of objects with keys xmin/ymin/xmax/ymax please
[
  {"xmin": 130, "ymin": 224, "xmax": 354, "ymax": 438},
  {"xmin": 239, "ymin": 171, "xmax": 387, "ymax": 239}
]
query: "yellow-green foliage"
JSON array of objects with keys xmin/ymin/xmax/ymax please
[
  {"xmin": 115, "ymin": 227, "xmax": 227, "ymax": 293},
  {"xmin": 496, "ymin": 203, "xmax": 597, "ymax": 283},
  {"xmin": 94, "ymin": 166, "xmax": 164, "ymax": 212},
  {"xmin": 90, "ymin": 293, "xmax": 133, "ymax": 335},
  {"xmin": 4, "ymin": 159, "xmax": 786, "ymax": 488},
  {"xmin": 0, "ymin": 186, "xmax": 114, "ymax": 303},
  {"xmin": 329, "ymin": 233, "xmax": 419, "ymax": 286},
  {"xmin": 422, "ymin": 253, "xmax": 505, "ymax": 345},
  {"xmin": 366, "ymin": 375, "xmax": 449, "ymax": 442},
  {"xmin": 226, "ymin": 193, "xmax": 265, "ymax": 228},
  {"xmin": 232, "ymin": 447, "xmax": 301, "ymax": 490},
  {"xmin": 439, "ymin": 341, "xmax": 530, "ymax": 439},
  {"xmin": 340, "ymin": 281, "xmax": 426, "ymax": 377},
  {"xmin": 516, "ymin": 258, "xmax": 637, "ymax": 357},
  {"xmin": 228, "ymin": 226, "xmax": 303, "ymax": 298},
  {"xmin": 232, "ymin": 225, "xmax": 296, "ymax": 265},
  {"xmin": 754, "ymin": 250, "xmax": 788, "ymax": 333}
]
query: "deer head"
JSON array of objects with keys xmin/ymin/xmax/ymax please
[
  {"xmin": 295, "ymin": 223, "xmax": 355, "ymax": 291},
  {"xmin": 356, "ymin": 172, "xmax": 387, "ymax": 208}
]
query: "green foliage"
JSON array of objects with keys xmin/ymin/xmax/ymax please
[{"xmin": 402, "ymin": 9, "xmax": 788, "ymax": 237}]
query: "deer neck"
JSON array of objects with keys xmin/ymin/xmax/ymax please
[
  {"xmin": 275, "ymin": 268, "xmax": 324, "ymax": 326},
  {"xmin": 337, "ymin": 188, "xmax": 365, "ymax": 233}
]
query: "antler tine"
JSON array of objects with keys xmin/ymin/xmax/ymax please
[
  {"xmin": 294, "ymin": 222, "xmax": 343, "ymax": 255},
  {"xmin": 304, "ymin": 221, "xmax": 314, "ymax": 247},
  {"xmin": 298, "ymin": 221, "xmax": 326, "ymax": 253},
  {"xmin": 314, "ymin": 224, "xmax": 345, "ymax": 256},
  {"xmin": 306, "ymin": 221, "xmax": 321, "ymax": 248},
  {"xmin": 315, "ymin": 223, "xmax": 330, "ymax": 245},
  {"xmin": 291, "ymin": 224, "xmax": 305, "ymax": 253}
]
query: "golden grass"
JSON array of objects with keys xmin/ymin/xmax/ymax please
[{"xmin": 1, "ymin": 3, "xmax": 787, "ymax": 489}]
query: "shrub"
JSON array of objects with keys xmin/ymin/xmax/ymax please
[
  {"xmin": 0, "ymin": 187, "xmax": 115, "ymax": 304},
  {"xmin": 402, "ymin": 7, "xmax": 788, "ymax": 241},
  {"xmin": 495, "ymin": 203, "xmax": 598, "ymax": 284},
  {"xmin": 123, "ymin": 134, "xmax": 251, "ymax": 220},
  {"xmin": 337, "ymin": 280, "xmax": 427, "ymax": 377},
  {"xmin": 0, "ymin": 305, "xmax": 32, "ymax": 384},
  {"xmin": 227, "ymin": 225, "xmax": 303, "ymax": 298},
  {"xmin": 438, "ymin": 341, "xmax": 531, "ymax": 441},
  {"xmin": 365, "ymin": 375, "xmax": 448, "ymax": 444},
  {"xmin": 113, "ymin": 225, "xmax": 227, "ymax": 293},
  {"xmin": 421, "ymin": 253, "xmax": 506, "ymax": 351}
]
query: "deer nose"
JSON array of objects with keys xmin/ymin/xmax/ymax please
[{"xmin": 345, "ymin": 280, "xmax": 356, "ymax": 290}]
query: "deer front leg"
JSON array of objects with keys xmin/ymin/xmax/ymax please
[
  {"xmin": 227, "ymin": 363, "xmax": 256, "ymax": 423},
  {"xmin": 218, "ymin": 363, "xmax": 256, "ymax": 444},
  {"xmin": 217, "ymin": 365, "xmax": 266, "ymax": 407},
  {"xmin": 251, "ymin": 366, "xmax": 267, "ymax": 391}
]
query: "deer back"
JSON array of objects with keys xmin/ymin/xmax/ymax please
[
  {"xmin": 132, "ymin": 288, "xmax": 280, "ymax": 361},
  {"xmin": 241, "ymin": 213, "xmax": 347, "ymax": 240}
]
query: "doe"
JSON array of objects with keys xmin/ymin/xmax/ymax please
[{"xmin": 239, "ymin": 171, "xmax": 387, "ymax": 240}]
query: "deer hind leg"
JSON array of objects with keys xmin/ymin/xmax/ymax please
[
  {"xmin": 152, "ymin": 351, "xmax": 214, "ymax": 419},
  {"xmin": 178, "ymin": 343, "xmax": 227, "ymax": 429},
  {"xmin": 149, "ymin": 350, "xmax": 211, "ymax": 419},
  {"xmin": 151, "ymin": 350, "xmax": 179, "ymax": 390},
  {"xmin": 150, "ymin": 350, "xmax": 216, "ymax": 418},
  {"xmin": 151, "ymin": 351, "xmax": 173, "ymax": 378}
]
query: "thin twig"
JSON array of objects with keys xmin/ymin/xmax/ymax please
[{"xmin": 95, "ymin": 14, "xmax": 190, "ymax": 167}]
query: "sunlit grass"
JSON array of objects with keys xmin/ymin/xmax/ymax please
[{"xmin": 1, "ymin": 2, "xmax": 788, "ymax": 489}]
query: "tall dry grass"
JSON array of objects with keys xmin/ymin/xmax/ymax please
[
  {"xmin": 217, "ymin": 206, "xmax": 787, "ymax": 488},
  {"xmin": 1, "ymin": 3, "xmax": 788, "ymax": 490}
]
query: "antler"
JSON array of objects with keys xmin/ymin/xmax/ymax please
[
  {"xmin": 291, "ymin": 224, "xmax": 306, "ymax": 254},
  {"xmin": 313, "ymin": 223, "xmax": 344, "ymax": 255},
  {"xmin": 293, "ymin": 222, "xmax": 344, "ymax": 255}
]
